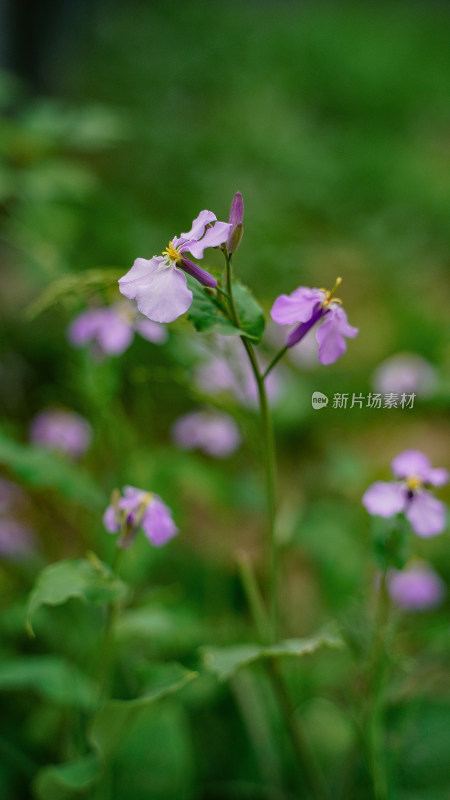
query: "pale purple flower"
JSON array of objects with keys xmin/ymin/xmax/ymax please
[
  {"xmin": 271, "ymin": 278, "xmax": 358, "ymax": 365},
  {"xmin": 194, "ymin": 337, "xmax": 281, "ymax": 407},
  {"xmin": 171, "ymin": 410, "xmax": 241, "ymax": 458},
  {"xmin": 227, "ymin": 192, "xmax": 244, "ymax": 253},
  {"xmin": 30, "ymin": 408, "xmax": 92, "ymax": 459},
  {"xmin": 103, "ymin": 485, "xmax": 178, "ymax": 548},
  {"xmin": 362, "ymin": 450, "xmax": 448, "ymax": 537},
  {"xmin": 119, "ymin": 210, "xmax": 230, "ymax": 324},
  {"xmin": 387, "ymin": 564, "xmax": 446, "ymax": 611},
  {"xmin": 372, "ymin": 353, "xmax": 437, "ymax": 398},
  {"xmin": 68, "ymin": 303, "xmax": 167, "ymax": 358},
  {"xmin": 0, "ymin": 518, "xmax": 36, "ymax": 559}
]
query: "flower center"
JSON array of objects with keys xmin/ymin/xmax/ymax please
[
  {"xmin": 320, "ymin": 276, "xmax": 343, "ymax": 308},
  {"xmin": 162, "ymin": 240, "xmax": 182, "ymax": 264},
  {"xmin": 405, "ymin": 476, "xmax": 422, "ymax": 491}
]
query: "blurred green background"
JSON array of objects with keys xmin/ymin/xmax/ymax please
[{"xmin": 0, "ymin": 1, "xmax": 449, "ymax": 798}]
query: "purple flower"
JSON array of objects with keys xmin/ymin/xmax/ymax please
[
  {"xmin": 103, "ymin": 485, "xmax": 178, "ymax": 548},
  {"xmin": 271, "ymin": 278, "xmax": 358, "ymax": 365},
  {"xmin": 193, "ymin": 337, "xmax": 281, "ymax": 407},
  {"xmin": 387, "ymin": 563, "xmax": 446, "ymax": 611},
  {"xmin": 372, "ymin": 353, "xmax": 437, "ymax": 398},
  {"xmin": 68, "ymin": 303, "xmax": 167, "ymax": 358},
  {"xmin": 30, "ymin": 408, "xmax": 92, "ymax": 459},
  {"xmin": 119, "ymin": 210, "xmax": 230, "ymax": 323},
  {"xmin": 171, "ymin": 410, "xmax": 241, "ymax": 458},
  {"xmin": 0, "ymin": 518, "xmax": 36, "ymax": 560},
  {"xmin": 362, "ymin": 449, "xmax": 448, "ymax": 537},
  {"xmin": 227, "ymin": 192, "xmax": 244, "ymax": 254}
]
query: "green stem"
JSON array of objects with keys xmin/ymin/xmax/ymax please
[
  {"xmin": 237, "ymin": 557, "xmax": 329, "ymax": 800},
  {"xmin": 223, "ymin": 251, "xmax": 278, "ymax": 641},
  {"xmin": 365, "ymin": 570, "xmax": 391, "ymax": 800},
  {"xmin": 263, "ymin": 346, "xmax": 289, "ymax": 379}
]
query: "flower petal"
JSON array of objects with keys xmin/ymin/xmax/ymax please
[
  {"xmin": 180, "ymin": 210, "xmax": 217, "ymax": 241},
  {"xmin": 427, "ymin": 467, "xmax": 449, "ymax": 487},
  {"xmin": 134, "ymin": 318, "xmax": 168, "ymax": 344},
  {"xmin": 316, "ymin": 305, "xmax": 358, "ymax": 365},
  {"xmin": 103, "ymin": 505, "xmax": 119, "ymax": 533},
  {"xmin": 119, "ymin": 258, "xmax": 193, "ymax": 323},
  {"xmin": 172, "ymin": 410, "xmax": 241, "ymax": 458},
  {"xmin": 405, "ymin": 491, "xmax": 447, "ymax": 537},
  {"xmin": 391, "ymin": 450, "xmax": 431, "ymax": 481},
  {"xmin": 96, "ymin": 310, "xmax": 134, "ymax": 355},
  {"xmin": 388, "ymin": 565, "xmax": 446, "ymax": 610},
  {"xmin": 68, "ymin": 309, "xmax": 103, "ymax": 346},
  {"xmin": 178, "ymin": 257, "xmax": 217, "ymax": 288},
  {"xmin": 271, "ymin": 287, "xmax": 325, "ymax": 325},
  {"xmin": 142, "ymin": 496, "xmax": 178, "ymax": 546},
  {"xmin": 186, "ymin": 221, "xmax": 230, "ymax": 259},
  {"xmin": 362, "ymin": 481, "xmax": 406, "ymax": 517}
]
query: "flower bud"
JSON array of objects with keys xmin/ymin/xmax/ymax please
[{"xmin": 227, "ymin": 192, "xmax": 244, "ymax": 253}]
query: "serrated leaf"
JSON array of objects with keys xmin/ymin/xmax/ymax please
[
  {"xmin": 0, "ymin": 656, "xmax": 98, "ymax": 710},
  {"xmin": 33, "ymin": 755, "xmax": 100, "ymax": 800},
  {"xmin": 89, "ymin": 662, "xmax": 197, "ymax": 758},
  {"xmin": 232, "ymin": 280, "xmax": 266, "ymax": 343},
  {"xmin": 27, "ymin": 558, "xmax": 129, "ymax": 636},
  {"xmin": 202, "ymin": 630, "xmax": 344, "ymax": 681},
  {"xmin": 26, "ymin": 268, "xmax": 123, "ymax": 319},
  {"xmin": 0, "ymin": 431, "xmax": 105, "ymax": 510}
]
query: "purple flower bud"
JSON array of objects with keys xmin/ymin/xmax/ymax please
[
  {"xmin": 30, "ymin": 408, "xmax": 92, "ymax": 459},
  {"xmin": 227, "ymin": 192, "xmax": 244, "ymax": 253}
]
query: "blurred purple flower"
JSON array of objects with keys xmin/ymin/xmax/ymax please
[
  {"xmin": 372, "ymin": 353, "xmax": 437, "ymax": 398},
  {"xmin": 227, "ymin": 191, "xmax": 244, "ymax": 253},
  {"xmin": 194, "ymin": 338, "xmax": 281, "ymax": 407},
  {"xmin": 103, "ymin": 485, "xmax": 178, "ymax": 548},
  {"xmin": 0, "ymin": 518, "xmax": 36, "ymax": 560},
  {"xmin": 30, "ymin": 408, "xmax": 92, "ymax": 459},
  {"xmin": 68, "ymin": 303, "xmax": 167, "ymax": 358},
  {"xmin": 171, "ymin": 410, "xmax": 241, "ymax": 458},
  {"xmin": 271, "ymin": 278, "xmax": 358, "ymax": 365},
  {"xmin": 119, "ymin": 210, "xmax": 230, "ymax": 323},
  {"xmin": 387, "ymin": 563, "xmax": 446, "ymax": 611},
  {"xmin": 362, "ymin": 449, "xmax": 448, "ymax": 537}
]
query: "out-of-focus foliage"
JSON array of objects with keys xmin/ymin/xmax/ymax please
[{"xmin": 0, "ymin": 1, "xmax": 449, "ymax": 798}]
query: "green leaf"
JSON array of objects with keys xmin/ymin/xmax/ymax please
[
  {"xmin": 33, "ymin": 755, "xmax": 101, "ymax": 800},
  {"xmin": 0, "ymin": 656, "xmax": 98, "ymax": 710},
  {"xmin": 0, "ymin": 431, "xmax": 105, "ymax": 510},
  {"xmin": 232, "ymin": 279, "xmax": 266, "ymax": 343},
  {"xmin": 89, "ymin": 662, "xmax": 197, "ymax": 758},
  {"xmin": 202, "ymin": 630, "xmax": 344, "ymax": 681},
  {"xmin": 187, "ymin": 278, "xmax": 265, "ymax": 341},
  {"xmin": 187, "ymin": 280, "xmax": 242, "ymax": 337},
  {"xmin": 26, "ymin": 268, "xmax": 123, "ymax": 319},
  {"xmin": 27, "ymin": 557, "xmax": 129, "ymax": 636}
]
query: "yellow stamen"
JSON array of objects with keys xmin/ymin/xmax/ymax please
[
  {"xmin": 162, "ymin": 240, "xmax": 182, "ymax": 263},
  {"xmin": 406, "ymin": 476, "xmax": 422, "ymax": 491},
  {"xmin": 321, "ymin": 276, "xmax": 343, "ymax": 308}
]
